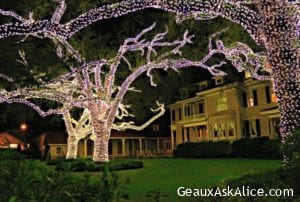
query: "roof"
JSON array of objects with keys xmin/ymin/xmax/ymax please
[
  {"xmin": 0, "ymin": 132, "xmax": 26, "ymax": 146},
  {"xmin": 111, "ymin": 130, "xmax": 145, "ymax": 138},
  {"xmin": 43, "ymin": 131, "xmax": 68, "ymax": 144},
  {"xmin": 5, "ymin": 129, "xmax": 29, "ymax": 142},
  {"xmin": 43, "ymin": 130, "xmax": 167, "ymax": 143},
  {"xmin": 261, "ymin": 106, "xmax": 278, "ymax": 112}
]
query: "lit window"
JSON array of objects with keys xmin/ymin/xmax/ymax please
[
  {"xmin": 228, "ymin": 122, "xmax": 235, "ymax": 137},
  {"xmin": 248, "ymin": 119, "xmax": 261, "ymax": 137},
  {"xmin": 248, "ymin": 98, "xmax": 254, "ymax": 107},
  {"xmin": 197, "ymin": 127, "xmax": 201, "ymax": 138},
  {"xmin": 197, "ymin": 126, "xmax": 207, "ymax": 139},
  {"xmin": 56, "ymin": 147, "xmax": 61, "ymax": 154},
  {"xmin": 271, "ymin": 93, "xmax": 278, "ymax": 103},
  {"xmin": 216, "ymin": 94, "xmax": 227, "ymax": 111},
  {"xmin": 219, "ymin": 123, "xmax": 226, "ymax": 138},
  {"xmin": 250, "ymin": 121, "xmax": 257, "ymax": 136},
  {"xmin": 213, "ymin": 124, "xmax": 218, "ymax": 139},
  {"xmin": 247, "ymin": 89, "xmax": 258, "ymax": 107}
]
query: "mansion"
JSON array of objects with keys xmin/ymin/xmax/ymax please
[{"xmin": 169, "ymin": 76, "xmax": 280, "ymax": 150}]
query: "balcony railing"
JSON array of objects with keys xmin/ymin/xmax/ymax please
[{"xmin": 183, "ymin": 113, "xmax": 206, "ymax": 121}]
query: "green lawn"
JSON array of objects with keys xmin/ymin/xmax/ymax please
[{"xmin": 115, "ymin": 158, "xmax": 281, "ymax": 202}]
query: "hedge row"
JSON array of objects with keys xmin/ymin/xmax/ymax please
[
  {"xmin": 174, "ymin": 137, "xmax": 281, "ymax": 159},
  {"xmin": 174, "ymin": 141, "xmax": 231, "ymax": 158},
  {"xmin": 231, "ymin": 137, "xmax": 280, "ymax": 159},
  {"xmin": 47, "ymin": 158, "xmax": 144, "ymax": 172}
]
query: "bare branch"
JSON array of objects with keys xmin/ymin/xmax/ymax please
[
  {"xmin": 0, "ymin": 73, "xmax": 14, "ymax": 82},
  {"xmin": 115, "ymin": 103, "xmax": 134, "ymax": 120},
  {"xmin": 0, "ymin": 9, "xmax": 28, "ymax": 23},
  {"xmin": 16, "ymin": 49, "xmax": 28, "ymax": 66},
  {"xmin": 214, "ymin": 40, "xmax": 271, "ymax": 80},
  {"xmin": 112, "ymin": 101, "xmax": 165, "ymax": 131},
  {"xmin": 51, "ymin": 0, "xmax": 67, "ymax": 23}
]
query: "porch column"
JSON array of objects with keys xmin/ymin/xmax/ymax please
[
  {"xmin": 145, "ymin": 139, "xmax": 148, "ymax": 156},
  {"xmin": 171, "ymin": 132, "xmax": 174, "ymax": 150},
  {"xmin": 131, "ymin": 139, "xmax": 135, "ymax": 155},
  {"xmin": 157, "ymin": 139, "xmax": 160, "ymax": 155},
  {"xmin": 122, "ymin": 139, "xmax": 126, "ymax": 157},
  {"xmin": 84, "ymin": 139, "xmax": 87, "ymax": 158},
  {"xmin": 139, "ymin": 138, "xmax": 143, "ymax": 155}
]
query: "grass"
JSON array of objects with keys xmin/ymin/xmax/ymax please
[{"xmin": 114, "ymin": 158, "xmax": 281, "ymax": 202}]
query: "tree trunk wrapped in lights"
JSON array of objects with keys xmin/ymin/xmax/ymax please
[
  {"xmin": 253, "ymin": 0, "xmax": 300, "ymax": 167},
  {"xmin": 0, "ymin": 0, "xmax": 298, "ymax": 163},
  {"xmin": 63, "ymin": 108, "xmax": 92, "ymax": 159}
]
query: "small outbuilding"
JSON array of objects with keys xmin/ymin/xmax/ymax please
[{"xmin": 0, "ymin": 131, "xmax": 27, "ymax": 150}]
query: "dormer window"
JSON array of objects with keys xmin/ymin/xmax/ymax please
[
  {"xmin": 152, "ymin": 125, "xmax": 160, "ymax": 132},
  {"xmin": 244, "ymin": 71, "xmax": 251, "ymax": 79},
  {"xmin": 198, "ymin": 81, "xmax": 208, "ymax": 91},
  {"xmin": 213, "ymin": 76, "xmax": 224, "ymax": 86},
  {"xmin": 179, "ymin": 88, "xmax": 189, "ymax": 99}
]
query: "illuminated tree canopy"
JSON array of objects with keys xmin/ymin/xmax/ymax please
[{"xmin": 0, "ymin": 19, "xmax": 269, "ymax": 162}]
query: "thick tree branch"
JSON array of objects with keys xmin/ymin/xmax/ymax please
[
  {"xmin": 0, "ymin": 96, "xmax": 67, "ymax": 117},
  {"xmin": 0, "ymin": 0, "xmax": 262, "ymax": 44}
]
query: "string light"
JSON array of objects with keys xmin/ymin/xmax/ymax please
[
  {"xmin": 0, "ymin": 0, "xmax": 298, "ymax": 164},
  {"xmin": 1, "ymin": 20, "xmax": 269, "ymax": 161}
]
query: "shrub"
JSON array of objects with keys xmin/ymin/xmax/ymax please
[
  {"xmin": 231, "ymin": 137, "xmax": 280, "ymax": 159},
  {"xmin": 226, "ymin": 169, "xmax": 299, "ymax": 199},
  {"xmin": 0, "ymin": 156, "xmax": 129, "ymax": 201},
  {"xmin": 261, "ymin": 139, "xmax": 281, "ymax": 159},
  {"xmin": 174, "ymin": 138, "xmax": 280, "ymax": 159},
  {"xmin": 109, "ymin": 159, "xmax": 144, "ymax": 171},
  {"xmin": 0, "ymin": 150, "xmax": 24, "ymax": 160},
  {"xmin": 174, "ymin": 141, "xmax": 231, "ymax": 158},
  {"xmin": 281, "ymin": 128, "xmax": 300, "ymax": 193},
  {"xmin": 46, "ymin": 157, "xmax": 73, "ymax": 166},
  {"xmin": 281, "ymin": 128, "xmax": 300, "ymax": 168},
  {"xmin": 146, "ymin": 188, "xmax": 168, "ymax": 202},
  {"xmin": 174, "ymin": 142, "xmax": 197, "ymax": 158}
]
